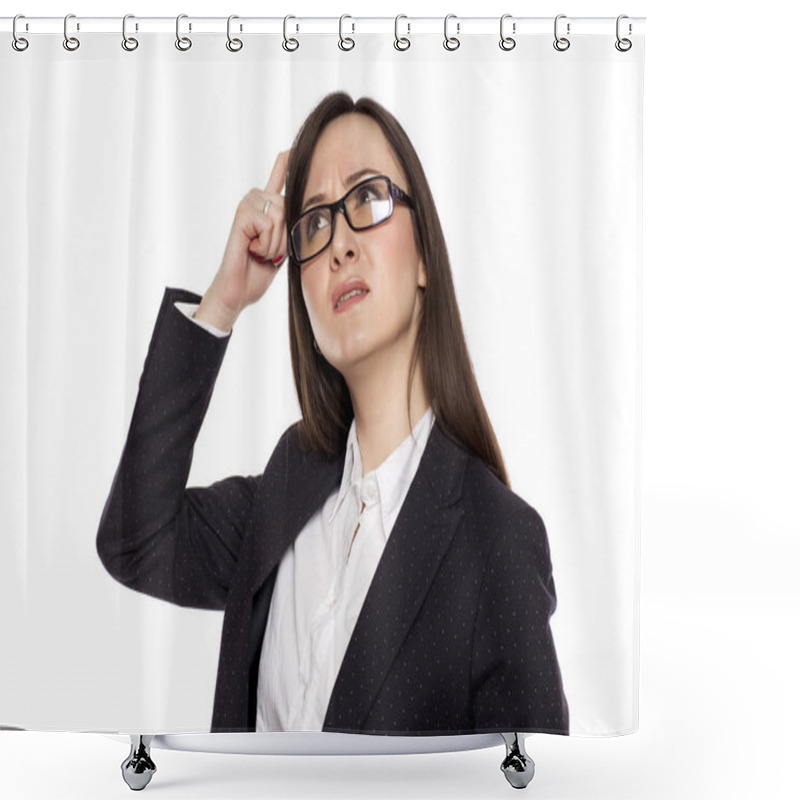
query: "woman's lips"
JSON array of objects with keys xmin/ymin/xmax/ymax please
[{"xmin": 334, "ymin": 289, "xmax": 369, "ymax": 313}]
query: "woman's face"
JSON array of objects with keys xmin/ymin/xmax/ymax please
[{"xmin": 299, "ymin": 113, "xmax": 427, "ymax": 378}]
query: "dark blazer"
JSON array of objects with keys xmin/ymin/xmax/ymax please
[{"xmin": 97, "ymin": 287, "xmax": 568, "ymax": 736}]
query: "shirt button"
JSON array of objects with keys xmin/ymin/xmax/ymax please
[{"xmin": 364, "ymin": 480, "xmax": 377, "ymax": 501}]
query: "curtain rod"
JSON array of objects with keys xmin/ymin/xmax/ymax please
[{"xmin": 2, "ymin": 16, "xmax": 646, "ymax": 37}]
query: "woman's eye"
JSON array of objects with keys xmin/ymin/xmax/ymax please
[
  {"xmin": 304, "ymin": 210, "xmax": 329, "ymax": 240},
  {"xmin": 355, "ymin": 184, "xmax": 380, "ymax": 206}
]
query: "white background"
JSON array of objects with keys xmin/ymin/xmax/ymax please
[{"xmin": 1, "ymin": 1, "xmax": 798, "ymax": 799}]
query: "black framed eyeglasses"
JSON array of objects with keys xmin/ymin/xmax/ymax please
[{"xmin": 289, "ymin": 175, "xmax": 415, "ymax": 265}]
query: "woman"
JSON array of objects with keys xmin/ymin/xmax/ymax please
[{"xmin": 97, "ymin": 91, "xmax": 568, "ymax": 736}]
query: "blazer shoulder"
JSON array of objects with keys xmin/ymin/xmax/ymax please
[
  {"xmin": 259, "ymin": 421, "xmax": 301, "ymax": 480},
  {"xmin": 260, "ymin": 419, "xmax": 340, "ymax": 482},
  {"xmin": 279, "ymin": 420, "xmax": 302, "ymax": 450},
  {"xmin": 459, "ymin": 453, "xmax": 555, "ymax": 590},
  {"xmin": 460, "ymin": 449, "xmax": 544, "ymax": 530}
]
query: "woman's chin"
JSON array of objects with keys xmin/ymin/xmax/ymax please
[{"xmin": 326, "ymin": 338, "xmax": 380, "ymax": 374}]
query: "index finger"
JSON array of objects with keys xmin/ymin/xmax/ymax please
[{"xmin": 265, "ymin": 149, "xmax": 291, "ymax": 195}]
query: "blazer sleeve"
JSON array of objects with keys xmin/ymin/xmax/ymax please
[
  {"xmin": 470, "ymin": 506, "xmax": 569, "ymax": 734},
  {"xmin": 96, "ymin": 286, "xmax": 260, "ymax": 611}
]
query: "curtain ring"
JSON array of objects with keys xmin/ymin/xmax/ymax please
[
  {"xmin": 615, "ymin": 14, "xmax": 632, "ymax": 52},
  {"xmin": 339, "ymin": 15, "xmax": 355, "ymax": 51},
  {"xmin": 63, "ymin": 13, "xmax": 80, "ymax": 51},
  {"xmin": 499, "ymin": 14, "xmax": 516, "ymax": 51},
  {"xmin": 122, "ymin": 14, "xmax": 139, "ymax": 51},
  {"xmin": 283, "ymin": 15, "xmax": 299, "ymax": 51},
  {"xmin": 553, "ymin": 14, "xmax": 570, "ymax": 51},
  {"xmin": 443, "ymin": 14, "xmax": 460, "ymax": 51},
  {"xmin": 226, "ymin": 15, "xmax": 243, "ymax": 52},
  {"xmin": 12, "ymin": 15, "xmax": 29, "ymax": 52},
  {"xmin": 394, "ymin": 14, "xmax": 410, "ymax": 51},
  {"xmin": 175, "ymin": 14, "xmax": 192, "ymax": 51}
]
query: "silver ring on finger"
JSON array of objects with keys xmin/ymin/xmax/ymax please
[{"xmin": 263, "ymin": 198, "xmax": 272, "ymax": 216}]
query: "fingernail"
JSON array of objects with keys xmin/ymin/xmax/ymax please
[{"xmin": 272, "ymin": 254, "xmax": 285, "ymax": 266}]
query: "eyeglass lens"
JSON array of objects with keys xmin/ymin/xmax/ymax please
[{"xmin": 292, "ymin": 177, "xmax": 394, "ymax": 263}]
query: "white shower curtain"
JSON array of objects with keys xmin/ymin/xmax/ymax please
[{"xmin": 0, "ymin": 17, "xmax": 644, "ymax": 736}]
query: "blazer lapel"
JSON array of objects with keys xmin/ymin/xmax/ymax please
[
  {"xmin": 243, "ymin": 425, "xmax": 346, "ymax": 728},
  {"xmin": 247, "ymin": 424, "xmax": 346, "ymax": 597},
  {"xmin": 323, "ymin": 422, "xmax": 470, "ymax": 731}
]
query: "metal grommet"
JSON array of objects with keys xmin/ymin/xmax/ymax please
[
  {"xmin": 615, "ymin": 14, "xmax": 632, "ymax": 52},
  {"xmin": 175, "ymin": 13, "xmax": 192, "ymax": 51},
  {"xmin": 499, "ymin": 13, "xmax": 516, "ymax": 51},
  {"xmin": 553, "ymin": 14, "xmax": 570, "ymax": 52},
  {"xmin": 63, "ymin": 13, "xmax": 80, "ymax": 51},
  {"xmin": 122, "ymin": 14, "xmax": 139, "ymax": 51},
  {"xmin": 12, "ymin": 15, "xmax": 29, "ymax": 52},
  {"xmin": 394, "ymin": 15, "xmax": 411, "ymax": 51},
  {"xmin": 339, "ymin": 15, "xmax": 355, "ymax": 51},
  {"xmin": 443, "ymin": 14, "xmax": 460, "ymax": 51},
  {"xmin": 226, "ymin": 15, "xmax": 243, "ymax": 52},
  {"xmin": 283, "ymin": 15, "xmax": 299, "ymax": 52}
]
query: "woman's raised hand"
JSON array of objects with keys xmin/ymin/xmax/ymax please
[{"xmin": 195, "ymin": 150, "xmax": 291, "ymax": 332}]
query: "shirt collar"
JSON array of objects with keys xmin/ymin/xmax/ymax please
[{"xmin": 327, "ymin": 406, "xmax": 436, "ymax": 531}]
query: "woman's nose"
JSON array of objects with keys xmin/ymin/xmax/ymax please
[{"xmin": 330, "ymin": 208, "xmax": 359, "ymax": 267}]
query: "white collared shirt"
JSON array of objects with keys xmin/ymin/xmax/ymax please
[
  {"xmin": 257, "ymin": 405, "xmax": 436, "ymax": 731},
  {"xmin": 175, "ymin": 302, "xmax": 437, "ymax": 731}
]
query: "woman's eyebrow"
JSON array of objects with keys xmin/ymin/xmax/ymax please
[{"xmin": 301, "ymin": 167, "xmax": 381, "ymax": 212}]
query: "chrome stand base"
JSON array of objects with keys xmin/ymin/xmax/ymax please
[
  {"xmin": 116, "ymin": 732, "xmax": 532, "ymax": 789},
  {"xmin": 500, "ymin": 733, "xmax": 535, "ymax": 789},
  {"xmin": 121, "ymin": 735, "xmax": 157, "ymax": 791}
]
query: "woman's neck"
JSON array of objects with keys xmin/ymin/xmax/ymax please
[{"xmin": 347, "ymin": 354, "xmax": 430, "ymax": 476}]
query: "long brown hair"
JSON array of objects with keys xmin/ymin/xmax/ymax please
[{"xmin": 285, "ymin": 92, "xmax": 509, "ymax": 489}]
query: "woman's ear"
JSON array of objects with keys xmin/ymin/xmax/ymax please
[{"xmin": 417, "ymin": 258, "xmax": 427, "ymax": 291}]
